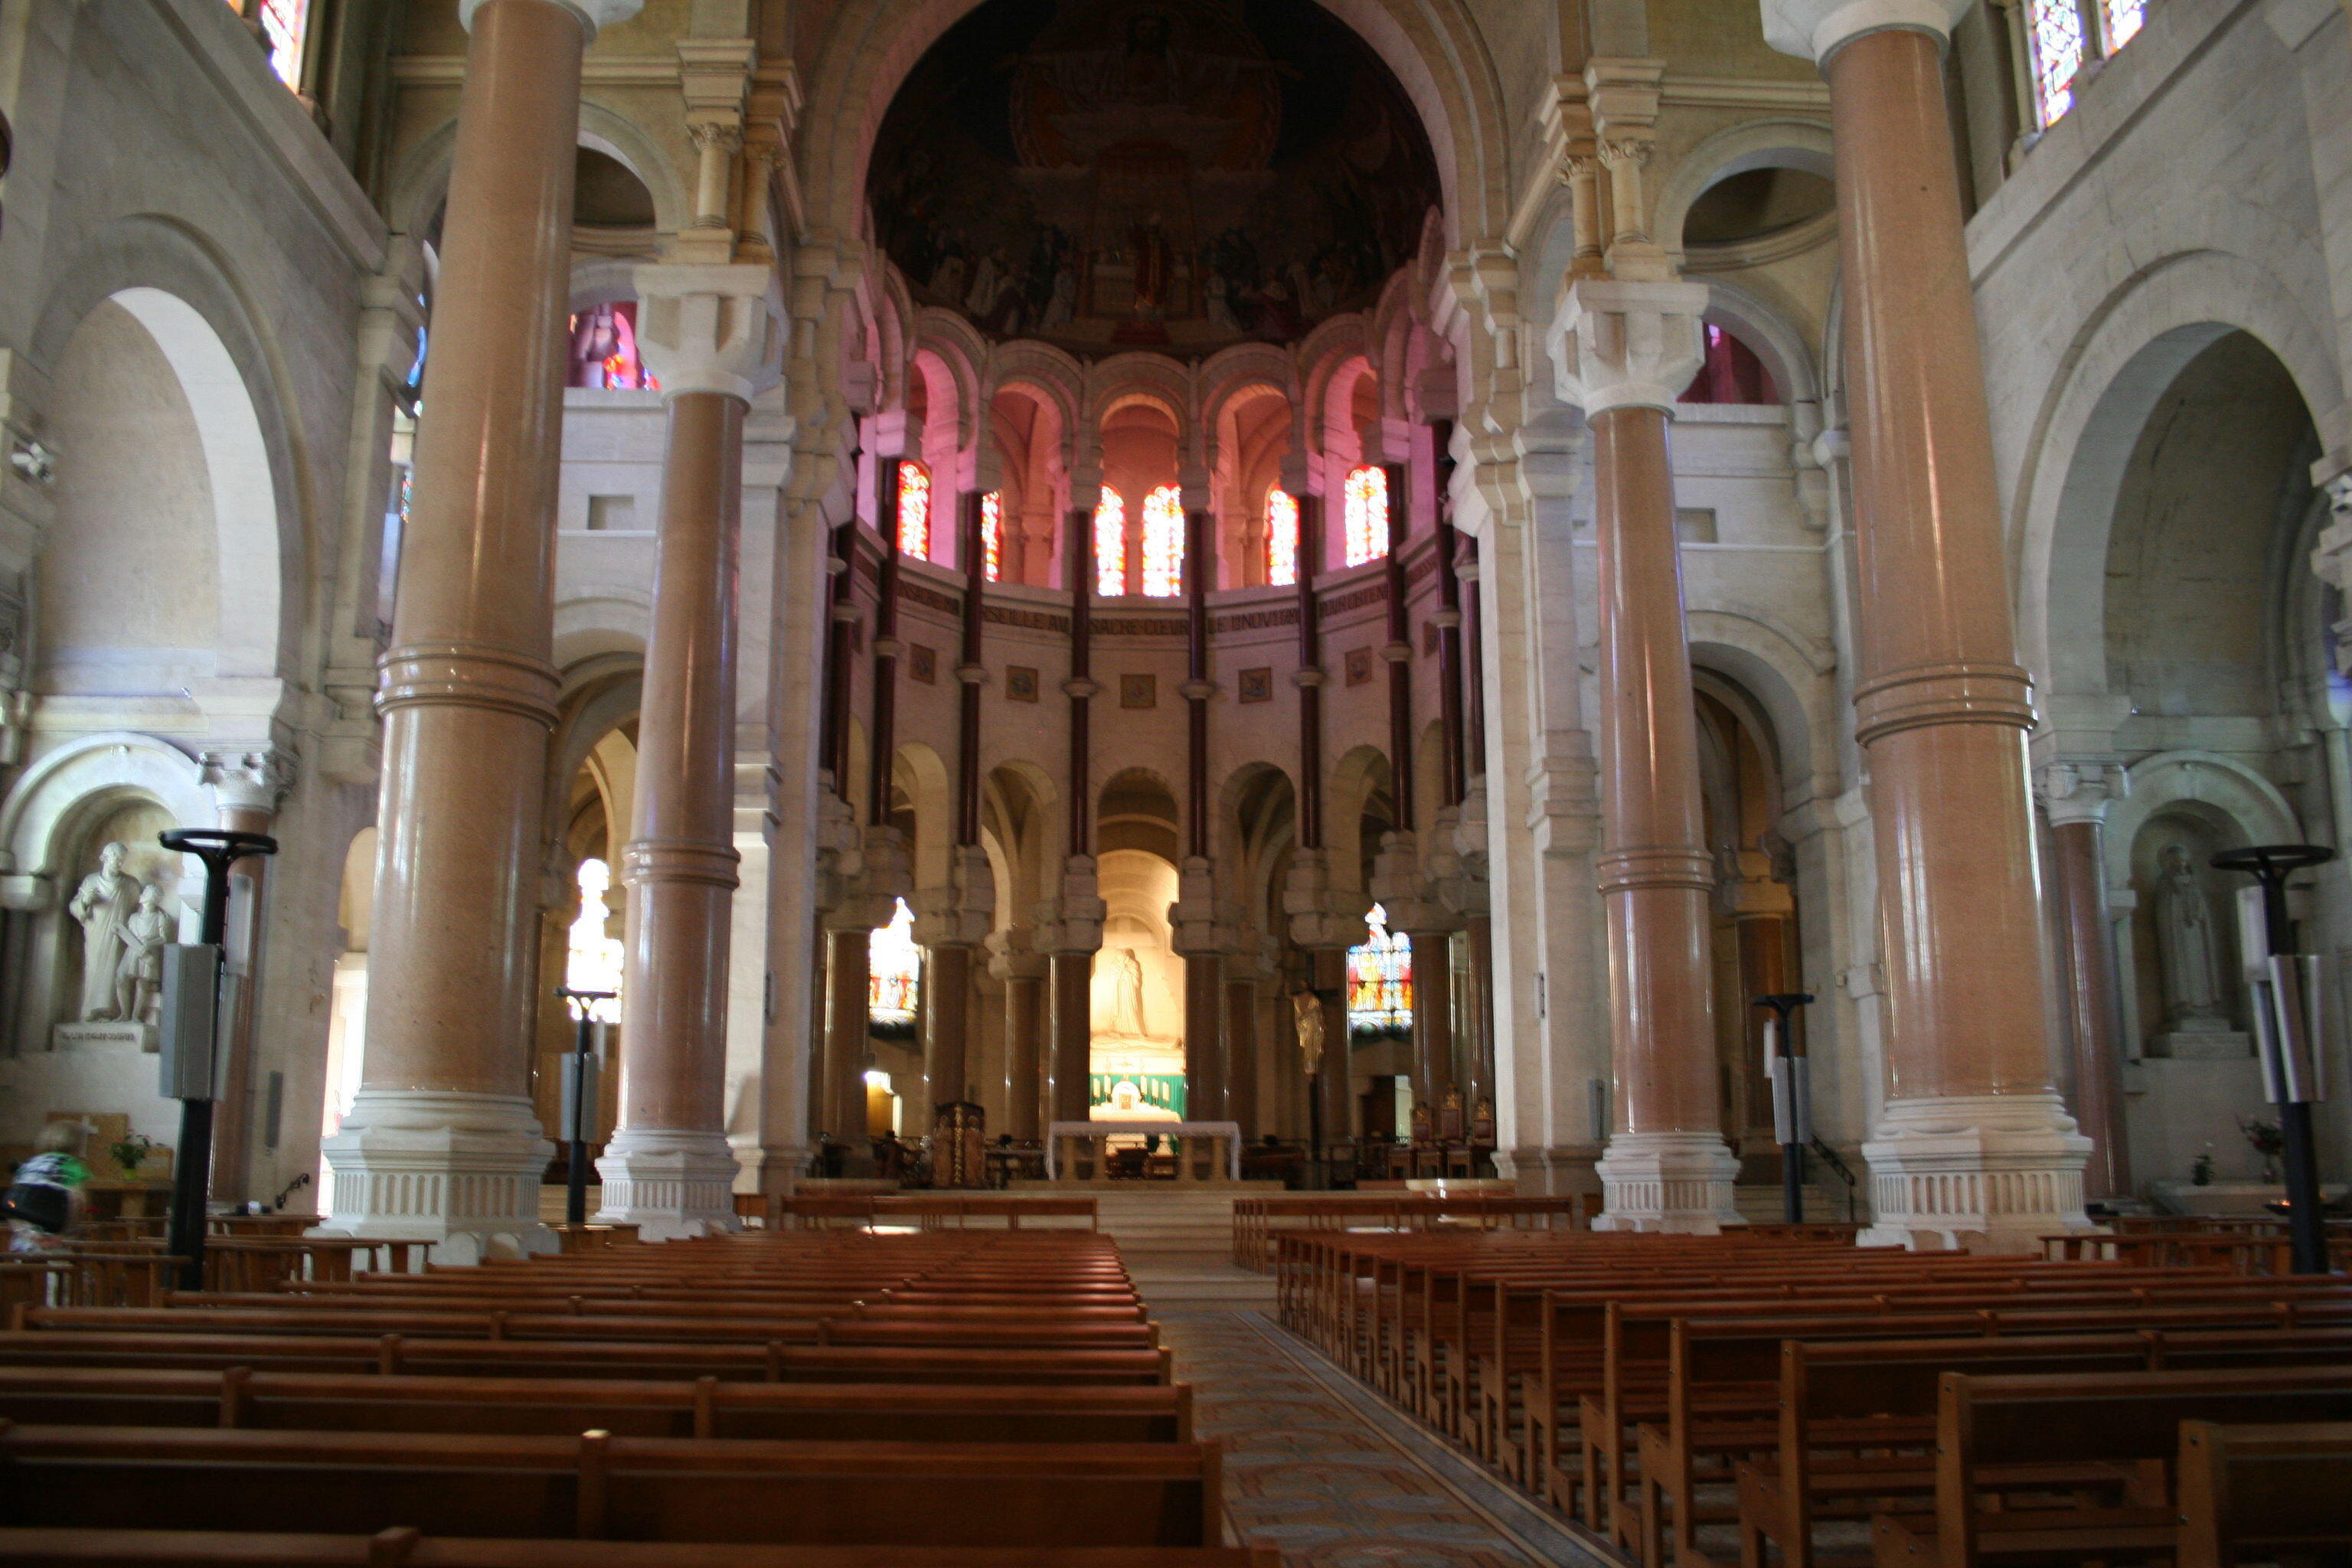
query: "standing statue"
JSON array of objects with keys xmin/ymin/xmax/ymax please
[
  {"xmin": 66, "ymin": 842, "xmax": 141, "ymax": 1022},
  {"xmin": 1107, "ymin": 946, "xmax": 1148, "ymax": 1037},
  {"xmin": 1291, "ymin": 990, "xmax": 1325, "ymax": 1078},
  {"xmin": 113, "ymin": 884, "xmax": 171, "ymax": 1026},
  {"xmin": 2154, "ymin": 843, "xmax": 2230, "ymax": 1027}
]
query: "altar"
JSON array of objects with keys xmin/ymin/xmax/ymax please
[{"xmin": 1047, "ymin": 1119, "xmax": 1243, "ymax": 1183}]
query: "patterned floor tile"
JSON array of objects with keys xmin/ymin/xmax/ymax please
[{"xmin": 1157, "ymin": 1310, "xmax": 1616, "ymax": 1568}]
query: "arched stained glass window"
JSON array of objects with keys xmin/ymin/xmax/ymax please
[
  {"xmin": 2024, "ymin": 0, "xmax": 2088, "ymax": 126},
  {"xmin": 565, "ymin": 859, "xmax": 624, "ymax": 1024},
  {"xmin": 1141, "ymin": 485, "xmax": 1184, "ymax": 599},
  {"xmin": 1094, "ymin": 487, "xmax": 1127, "ymax": 597},
  {"xmin": 1344, "ymin": 465, "xmax": 1389, "ymax": 568},
  {"xmin": 2102, "ymin": 0, "xmax": 2145, "ymax": 51},
  {"xmin": 235, "ymin": 0, "xmax": 309, "ymax": 89},
  {"xmin": 980, "ymin": 492, "xmax": 1003, "ymax": 583},
  {"xmin": 1266, "ymin": 488, "xmax": 1299, "ymax": 587},
  {"xmin": 1345, "ymin": 903, "xmax": 1413, "ymax": 1039},
  {"xmin": 868, "ymin": 897, "xmax": 920, "ymax": 1037},
  {"xmin": 894, "ymin": 462, "xmax": 932, "ymax": 559}
]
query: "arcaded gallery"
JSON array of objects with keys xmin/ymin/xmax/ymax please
[{"xmin": 0, "ymin": 0, "xmax": 2348, "ymax": 1562}]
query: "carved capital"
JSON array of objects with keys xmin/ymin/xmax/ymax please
[
  {"xmin": 1759, "ymin": 0, "xmax": 1974, "ymax": 63},
  {"xmin": 1547, "ymin": 277, "xmax": 1709, "ymax": 417},
  {"xmin": 2036, "ymin": 760, "xmax": 2129, "ymax": 828},
  {"xmin": 198, "ymin": 747, "xmax": 298, "ymax": 818},
  {"xmin": 630, "ymin": 263, "xmax": 784, "ymax": 403}
]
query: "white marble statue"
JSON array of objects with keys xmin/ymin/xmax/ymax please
[
  {"xmin": 114, "ymin": 883, "xmax": 172, "ymax": 1025},
  {"xmin": 1106, "ymin": 945, "xmax": 1148, "ymax": 1037},
  {"xmin": 2154, "ymin": 843, "xmax": 2230, "ymax": 1028},
  {"xmin": 66, "ymin": 842, "xmax": 143, "ymax": 1022}
]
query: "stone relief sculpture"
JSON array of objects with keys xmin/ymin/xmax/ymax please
[
  {"xmin": 2154, "ymin": 843, "xmax": 2230, "ymax": 1028},
  {"xmin": 114, "ymin": 884, "xmax": 171, "ymax": 1025},
  {"xmin": 66, "ymin": 841, "xmax": 143, "ymax": 1022}
]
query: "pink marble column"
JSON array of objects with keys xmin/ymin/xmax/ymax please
[
  {"xmin": 1550, "ymin": 279, "xmax": 1740, "ymax": 1231},
  {"xmin": 1766, "ymin": 0, "xmax": 2089, "ymax": 1248},
  {"xmin": 321, "ymin": 0, "xmax": 642, "ymax": 1260},
  {"xmin": 593, "ymin": 266, "xmax": 778, "ymax": 1237}
]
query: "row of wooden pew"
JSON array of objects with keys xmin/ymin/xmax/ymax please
[
  {"xmin": 0, "ymin": 1229, "xmax": 1272, "ymax": 1567},
  {"xmin": 1275, "ymin": 1226, "xmax": 2352, "ymax": 1566},
  {"xmin": 1227, "ymin": 1191, "xmax": 1608, "ymax": 1272}
]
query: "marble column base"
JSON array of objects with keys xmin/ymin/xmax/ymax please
[
  {"xmin": 1859, "ymin": 1092, "xmax": 2094, "ymax": 1252},
  {"xmin": 317, "ymin": 1089, "xmax": 555, "ymax": 1263},
  {"xmin": 594, "ymin": 1125, "xmax": 743, "ymax": 1240},
  {"xmin": 1592, "ymin": 1130, "xmax": 1744, "ymax": 1233}
]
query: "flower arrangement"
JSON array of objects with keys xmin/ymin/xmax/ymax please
[
  {"xmin": 109, "ymin": 1131, "xmax": 158, "ymax": 1175},
  {"xmin": 2239, "ymin": 1116, "xmax": 2286, "ymax": 1184}
]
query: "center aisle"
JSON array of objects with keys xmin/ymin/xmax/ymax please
[{"xmin": 1156, "ymin": 1300, "xmax": 1607, "ymax": 1568}]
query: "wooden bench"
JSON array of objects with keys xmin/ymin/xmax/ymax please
[
  {"xmin": 0, "ymin": 1528, "xmax": 1279, "ymax": 1568},
  {"xmin": 1735, "ymin": 1328, "xmax": 2352, "ymax": 1568},
  {"xmin": 0, "ymin": 1423, "xmax": 1222, "ymax": 1547},
  {"xmin": 0, "ymin": 1330, "xmax": 1174, "ymax": 1384},
  {"xmin": 2176, "ymin": 1419, "xmax": 2352, "ymax": 1568},
  {"xmin": 1866, "ymin": 1367, "xmax": 2352, "ymax": 1566},
  {"xmin": 0, "ymin": 1366, "xmax": 1194, "ymax": 1443}
]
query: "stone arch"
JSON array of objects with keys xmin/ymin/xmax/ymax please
[
  {"xmin": 891, "ymin": 741, "xmax": 956, "ymax": 892},
  {"xmin": 1651, "ymin": 117, "xmax": 1837, "ymax": 277},
  {"xmin": 384, "ymin": 105, "xmax": 691, "ymax": 246},
  {"xmin": 31, "ymin": 217, "xmax": 304, "ymax": 686},
  {"xmin": 1687, "ymin": 612, "xmax": 1834, "ymax": 812},
  {"xmin": 2013, "ymin": 250, "xmax": 2340, "ymax": 701}
]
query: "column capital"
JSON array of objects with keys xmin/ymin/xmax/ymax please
[
  {"xmin": 1547, "ymin": 277, "xmax": 1709, "ymax": 417},
  {"xmin": 1760, "ymin": 0, "xmax": 1974, "ymax": 64},
  {"xmin": 459, "ymin": 0, "xmax": 644, "ymax": 41},
  {"xmin": 632, "ymin": 263, "xmax": 784, "ymax": 403},
  {"xmin": 2035, "ymin": 760, "xmax": 2129, "ymax": 827},
  {"xmin": 198, "ymin": 746, "xmax": 297, "ymax": 818}
]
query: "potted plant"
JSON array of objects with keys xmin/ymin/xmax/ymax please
[{"xmin": 109, "ymin": 1131, "xmax": 158, "ymax": 1178}]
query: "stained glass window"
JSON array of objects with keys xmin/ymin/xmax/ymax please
[
  {"xmin": 2102, "ymin": 0, "xmax": 2145, "ymax": 50},
  {"xmin": 565, "ymin": 304, "xmax": 657, "ymax": 391},
  {"xmin": 1346, "ymin": 903, "xmax": 1413, "ymax": 1039},
  {"xmin": 1095, "ymin": 487, "xmax": 1127, "ymax": 597},
  {"xmin": 895, "ymin": 462, "xmax": 931, "ymax": 559},
  {"xmin": 1266, "ymin": 489, "xmax": 1299, "ymax": 587},
  {"xmin": 1141, "ymin": 485, "xmax": 1184, "ymax": 599},
  {"xmin": 868, "ymin": 897, "xmax": 920, "ymax": 1035},
  {"xmin": 979, "ymin": 492, "xmax": 1003, "ymax": 583},
  {"xmin": 231, "ymin": 0, "xmax": 309, "ymax": 89},
  {"xmin": 2025, "ymin": 0, "xmax": 2089, "ymax": 126},
  {"xmin": 1344, "ymin": 464, "xmax": 1390, "ymax": 567},
  {"xmin": 565, "ymin": 859, "xmax": 624, "ymax": 1024}
]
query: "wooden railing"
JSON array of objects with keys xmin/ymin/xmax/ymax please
[
  {"xmin": 765, "ymin": 1194, "xmax": 1099, "ymax": 1232},
  {"xmin": 1230, "ymin": 1194, "xmax": 1602, "ymax": 1272}
]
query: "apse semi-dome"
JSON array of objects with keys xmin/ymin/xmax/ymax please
[{"xmin": 867, "ymin": 0, "xmax": 1441, "ymax": 354}]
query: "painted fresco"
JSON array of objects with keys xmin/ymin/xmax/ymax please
[{"xmin": 867, "ymin": 0, "xmax": 1440, "ymax": 354}]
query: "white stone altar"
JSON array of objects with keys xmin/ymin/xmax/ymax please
[{"xmin": 1047, "ymin": 1119, "xmax": 1243, "ymax": 1182}]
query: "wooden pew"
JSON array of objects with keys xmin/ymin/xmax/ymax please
[
  {"xmin": 0, "ymin": 1424, "xmax": 1222, "ymax": 1548},
  {"xmin": 0, "ymin": 1366, "xmax": 1194, "ymax": 1443},
  {"xmin": 0, "ymin": 1330, "xmax": 1174, "ymax": 1385},
  {"xmin": 1736, "ymin": 1327, "xmax": 2352, "ymax": 1568},
  {"xmin": 1867, "ymin": 1367, "xmax": 2352, "ymax": 1566},
  {"xmin": 2175, "ymin": 1419, "xmax": 2352, "ymax": 1568},
  {"xmin": 0, "ymin": 1528, "xmax": 1281, "ymax": 1568}
]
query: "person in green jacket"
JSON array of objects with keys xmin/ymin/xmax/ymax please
[{"xmin": 5, "ymin": 1119, "xmax": 93, "ymax": 1251}]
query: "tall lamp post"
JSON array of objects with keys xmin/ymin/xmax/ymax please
[
  {"xmin": 2210, "ymin": 845, "xmax": 2336, "ymax": 1275},
  {"xmin": 553, "ymin": 988, "xmax": 614, "ymax": 1228},
  {"xmin": 1755, "ymin": 992, "xmax": 1815, "ymax": 1224},
  {"xmin": 157, "ymin": 828, "xmax": 278, "ymax": 1290}
]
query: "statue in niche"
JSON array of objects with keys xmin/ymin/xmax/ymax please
[
  {"xmin": 1291, "ymin": 990, "xmax": 1325, "ymax": 1078},
  {"xmin": 114, "ymin": 884, "xmax": 171, "ymax": 1026},
  {"xmin": 1106, "ymin": 946, "xmax": 1148, "ymax": 1037},
  {"xmin": 66, "ymin": 842, "xmax": 143, "ymax": 1022},
  {"xmin": 2154, "ymin": 843, "xmax": 2231, "ymax": 1030}
]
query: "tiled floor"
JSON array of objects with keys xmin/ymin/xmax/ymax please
[{"xmin": 1158, "ymin": 1310, "xmax": 1613, "ymax": 1568}]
